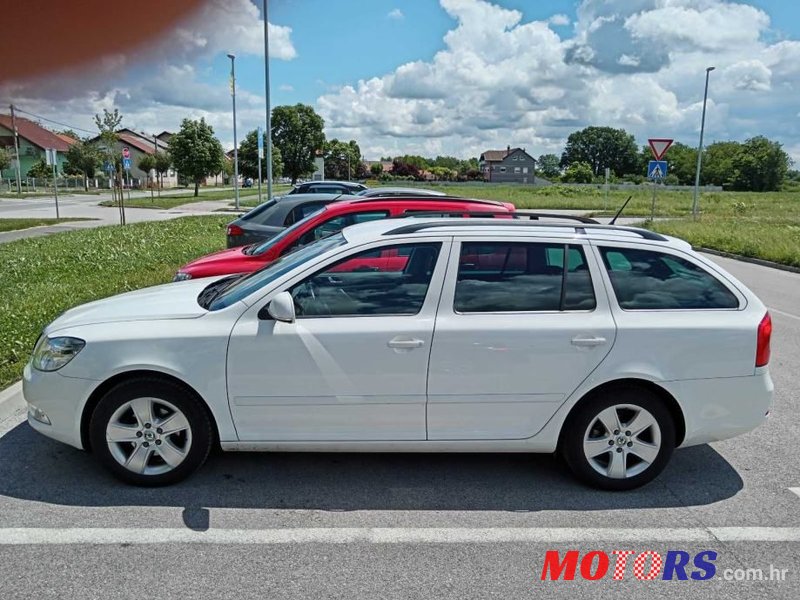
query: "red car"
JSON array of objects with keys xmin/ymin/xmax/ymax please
[{"xmin": 174, "ymin": 197, "xmax": 515, "ymax": 281}]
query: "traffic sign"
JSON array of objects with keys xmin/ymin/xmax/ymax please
[
  {"xmin": 104, "ymin": 160, "xmax": 114, "ymax": 173},
  {"xmin": 648, "ymin": 160, "xmax": 668, "ymax": 180},
  {"xmin": 648, "ymin": 138, "xmax": 673, "ymax": 161},
  {"xmin": 122, "ymin": 157, "xmax": 132, "ymax": 170},
  {"xmin": 45, "ymin": 148, "xmax": 57, "ymax": 166},
  {"xmin": 257, "ymin": 126, "xmax": 264, "ymax": 160},
  {"xmin": 122, "ymin": 147, "xmax": 130, "ymax": 160}
]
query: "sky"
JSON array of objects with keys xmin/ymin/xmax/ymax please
[{"xmin": 2, "ymin": 0, "xmax": 799, "ymax": 164}]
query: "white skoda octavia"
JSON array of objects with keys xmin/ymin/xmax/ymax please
[{"xmin": 23, "ymin": 219, "xmax": 773, "ymax": 490}]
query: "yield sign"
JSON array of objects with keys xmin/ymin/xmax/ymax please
[{"xmin": 648, "ymin": 138, "xmax": 673, "ymax": 161}]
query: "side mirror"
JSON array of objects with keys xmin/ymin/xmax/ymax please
[{"xmin": 264, "ymin": 291, "xmax": 296, "ymax": 323}]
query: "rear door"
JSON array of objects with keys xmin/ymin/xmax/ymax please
[{"xmin": 427, "ymin": 236, "xmax": 616, "ymax": 440}]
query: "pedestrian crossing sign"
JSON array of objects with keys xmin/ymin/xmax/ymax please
[{"xmin": 647, "ymin": 160, "xmax": 668, "ymax": 180}]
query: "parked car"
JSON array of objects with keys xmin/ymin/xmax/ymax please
[
  {"xmin": 226, "ymin": 193, "xmax": 344, "ymax": 248},
  {"xmin": 175, "ymin": 196, "xmax": 515, "ymax": 280},
  {"xmin": 356, "ymin": 187, "xmax": 446, "ymax": 198},
  {"xmin": 289, "ymin": 181, "xmax": 367, "ymax": 195},
  {"xmin": 24, "ymin": 218, "xmax": 773, "ymax": 488}
]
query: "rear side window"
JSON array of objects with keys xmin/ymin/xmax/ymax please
[
  {"xmin": 240, "ymin": 200, "xmax": 277, "ymax": 221},
  {"xmin": 283, "ymin": 202, "xmax": 327, "ymax": 227},
  {"xmin": 454, "ymin": 242, "xmax": 596, "ymax": 313},
  {"xmin": 599, "ymin": 247, "xmax": 739, "ymax": 310}
]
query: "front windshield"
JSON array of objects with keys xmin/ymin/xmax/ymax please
[
  {"xmin": 248, "ymin": 207, "xmax": 326, "ymax": 255},
  {"xmin": 208, "ymin": 233, "xmax": 347, "ymax": 311}
]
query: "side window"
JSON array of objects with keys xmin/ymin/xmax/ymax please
[
  {"xmin": 287, "ymin": 211, "xmax": 389, "ymax": 253},
  {"xmin": 599, "ymin": 247, "xmax": 739, "ymax": 310},
  {"xmin": 290, "ymin": 243, "xmax": 442, "ymax": 317},
  {"xmin": 283, "ymin": 203, "xmax": 326, "ymax": 227},
  {"xmin": 454, "ymin": 242, "xmax": 596, "ymax": 313}
]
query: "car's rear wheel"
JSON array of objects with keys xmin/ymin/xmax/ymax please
[
  {"xmin": 561, "ymin": 387, "xmax": 675, "ymax": 491},
  {"xmin": 89, "ymin": 378, "xmax": 212, "ymax": 486}
]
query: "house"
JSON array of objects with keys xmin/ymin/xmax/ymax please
[
  {"xmin": 88, "ymin": 128, "xmax": 178, "ymax": 187},
  {"xmin": 479, "ymin": 146, "xmax": 537, "ymax": 183},
  {"xmin": 364, "ymin": 160, "xmax": 392, "ymax": 174},
  {"xmin": 0, "ymin": 113, "xmax": 74, "ymax": 177}
]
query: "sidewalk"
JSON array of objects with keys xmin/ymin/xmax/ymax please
[{"xmin": 0, "ymin": 198, "xmax": 237, "ymax": 244}]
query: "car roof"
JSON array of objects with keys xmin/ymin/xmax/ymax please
[
  {"xmin": 295, "ymin": 181, "xmax": 365, "ymax": 188},
  {"xmin": 338, "ymin": 217, "xmax": 685, "ymax": 248},
  {"xmin": 272, "ymin": 193, "xmax": 347, "ymax": 204},
  {"xmin": 357, "ymin": 187, "xmax": 446, "ymax": 197},
  {"xmin": 337, "ymin": 195, "xmax": 508, "ymax": 207}
]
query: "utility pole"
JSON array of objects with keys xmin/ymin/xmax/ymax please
[
  {"xmin": 692, "ymin": 66, "xmax": 715, "ymax": 219},
  {"xmin": 257, "ymin": 126, "xmax": 263, "ymax": 205},
  {"xmin": 263, "ymin": 0, "xmax": 273, "ymax": 200},
  {"xmin": 9, "ymin": 104, "xmax": 22, "ymax": 193},
  {"xmin": 228, "ymin": 53, "xmax": 240, "ymax": 210}
]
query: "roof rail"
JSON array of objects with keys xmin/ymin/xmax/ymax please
[
  {"xmin": 512, "ymin": 210, "xmax": 599, "ymax": 224},
  {"xmin": 349, "ymin": 195, "xmax": 505, "ymax": 207},
  {"xmin": 387, "ymin": 210, "xmax": 512, "ymax": 219},
  {"xmin": 382, "ymin": 219, "xmax": 668, "ymax": 241}
]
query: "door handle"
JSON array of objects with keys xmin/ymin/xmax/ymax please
[
  {"xmin": 571, "ymin": 336, "xmax": 607, "ymax": 347},
  {"xmin": 388, "ymin": 337, "xmax": 426, "ymax": 349}
]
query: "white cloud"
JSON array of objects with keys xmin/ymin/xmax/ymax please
[
  {"xmin": 318, "ymin": 0, "xmax": 800, "ymax": 164},
  {"xmin": 388, "ymin": 8, "xmax": 404, "ymax": 20},
  {"xmin": 548, "ymin": 14, "xmax": 570, "ymax": 26},
  {"xmin": 279, "ymin": 84, "xmax": 295, "ymax": 92}
]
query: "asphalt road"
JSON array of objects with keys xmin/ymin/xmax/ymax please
[{"xmin": 0, "ymin": 253, "xmax": 798, "ymax": 599}]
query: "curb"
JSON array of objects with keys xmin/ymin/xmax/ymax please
[
  {"xmin": 0, "ymin": 381, "xmax": 24, "ymax": 423},
  {"xmin": 698, "ymin": 248, "xmax": 800, "ymax": 275}
]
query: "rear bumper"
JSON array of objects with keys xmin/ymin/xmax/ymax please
[{"xmin": 668, "ymin": 371, "xmax": 774, "ymax": 448}]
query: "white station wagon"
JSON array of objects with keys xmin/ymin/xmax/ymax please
[{"xmin": 23, "ymin": 218, "xmax": 773, "ymax": 490}]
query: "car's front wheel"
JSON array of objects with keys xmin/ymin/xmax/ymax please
[
  {"xmin": 560, "ymin": 387, "xmax": 675, "ymax": 491},
  {"xmin": 89, "ymin": 378, "xmax": 212, "ymax": 486}
]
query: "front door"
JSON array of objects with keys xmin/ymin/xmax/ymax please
[
  {"xmin": 427, "ymin": 238, "xmax": 616, "ymax": 440},
  {"xmin": 227, "ymin": 240, "xmax": 449, "ymax": 441}
]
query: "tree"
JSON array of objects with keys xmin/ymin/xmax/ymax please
[
  {"xmin": 702, "ymin": 141, "xmax": 741, "ymax": 188},
  {"xmin": 153, "ymin": 150, "xmax": 172, "ymax": 194},
  {"xmin": 63, "ymin": 140, "xmax": 101, "ymax": 190},
  {"xmin": 0, "ymin": 147, "xmax": 10, "ymax": 178},
  {"xmin": 57, "ymin": 129, "xmax": 80, "ymax": 141},
  {"xmin": 271, "ymin": 104, "xmax": 325, "ymax": 184},
  {"xmin": 169, "ymin": 118, "xmax": 224, "ymax": 196},
  {"xmin": 730, "ymin": 136, "xmax": 790, "ymax": 192},
  {"xmin": 27, "ymin": 158, "xmax": 50, "ymax": 179},
  {"xmin": 391, "ymin": 158, "xmax": 421, "ymax": 179},
  {"xmin": 238, "ymin": 129, "xmax": 283, "ymax": 181},
  {"xmin": 137, "ymin": 154, "xmax": 156, "ymax": 185},
  {"xmin": 323, "ymin": 138, "xmax": 362, "ymax": 180},
  {"xmin": 537, "ymin": 153, "xmax": 561, "ymax": 179},
  {"xmin": 561, "ymin": 161, "xmax": 594, "ymax": 183},
  {"xmin": 94, "ymin": 108, "xmax": 125, "ymax": 224},
  {"xmin": 560, "ymin": 126, "xmax": 638, "ymax": 177},
  {"xmin": 370, "ymin": 162, "xmax": 384, "ymax": 178}
]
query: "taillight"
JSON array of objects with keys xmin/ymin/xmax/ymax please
[
  {"xmin": 227, "ymin": 224, "xmax": 243, "ymax": 236},
  {"xmin": 756, "ymin": 312, "xmax": 772, "ymax": 367}
]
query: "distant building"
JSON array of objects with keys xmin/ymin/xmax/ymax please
[
  {"xmin": 479, "ymin": 146, "xmax": 537, "ymax": 183},
  {"xmin": 364, "ymin": 160, "xmax": 393, "ymax": 174},
  {"xmin": 0, "ymin": 113, "xmax": 74, "ymax": 177},
  {"xmin": 88, "ymin": 128, "xmax": 178, "ymax": 187}
]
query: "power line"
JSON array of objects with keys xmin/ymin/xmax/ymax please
[{"xmin": 11, "ymin": 106, "xmax": 96, "ymax": 136}]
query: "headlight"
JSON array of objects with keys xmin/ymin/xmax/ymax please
[
  {"xmin": 32, "ymin": 336, "xmax": 85, "ymax": 372},
  {"xmin": 173, "ymin": 271, "xmax": 192, "ymax": 282}
]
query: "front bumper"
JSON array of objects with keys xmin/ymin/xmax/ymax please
[{"xmin": 22, "ymin": 362, "xmax": 97, "ymax": 450}]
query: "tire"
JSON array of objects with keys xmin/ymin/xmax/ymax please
[
  {"xmin": 560, "ymin": 387, "xmax": 675, "ymax": 491},
  {"xmin": 89, "ymin": 377, "xmax": 213, "ymax": 486}
]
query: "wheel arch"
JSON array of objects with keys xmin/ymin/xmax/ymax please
[
  {"xmin": 558, "ymin": 378, "xmax": 686, "ymax": 449},
  {"xmin": 80, "ymin": 370, "xmax": 220, "ymax": 452}
]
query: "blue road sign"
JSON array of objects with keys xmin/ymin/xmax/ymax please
[
  {"xmin": 257, "ymin": 126, "xmax": 264, "ymax": 159},
  {"xmin": 104, "ymin": 161, "xmax": 114, "ymax": 173},
  {"xmin": 648, "ymin": 160, "xmax": 668, "ymax": 180},
  {"xmin": 122, "ymin": 157, "xmax": 132, "ymax": 171}
]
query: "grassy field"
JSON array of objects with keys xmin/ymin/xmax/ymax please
[
  {"xmin": 0, "ymin": 218, "xmax": 91, "ymax": 233},
  {"xmin": 0, "ymin": 215, "xmax": 229, "ymax": 388},
  {"xmin": 0, "ymin": 190, "xmax": 101, "ymax": 198},
  {"xmin": 101, "ymin": 185, "xmax": 293, "ymax": 209}
]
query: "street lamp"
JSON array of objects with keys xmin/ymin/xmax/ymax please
[
  {"xmin": 228, "ymin": 52, "xmax": 240, "ymax": 210},
  {"xmin": 263, "ymin": 0, "xmax": 273, "ymax": 200},
  {"xmin": 692, "ymin": 66, "xmax": 715, "ymax": 219}
]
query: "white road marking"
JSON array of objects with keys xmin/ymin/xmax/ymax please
[
  {"xmin": 789, "ymin": 488, "xmax": 800, "ymax": 499},
  {"xmin": 770, "ymin": 308, "xmax": 800, "ymax": 321},
  {"xmin": 1, "ymin": 527, "xmax": 800, "ymax": 545}
]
